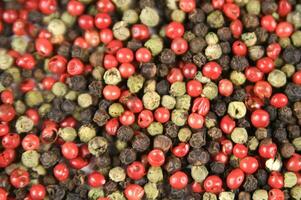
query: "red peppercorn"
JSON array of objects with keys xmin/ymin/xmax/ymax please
[
  {"xmin": 179, "ymin": 0, "xmax": 196, "ymax": 13},
  {"xmin": 253, "ymin": 80, "xmax": 272, "ymax": 99},
  {"xmin": 60, "ymin": 116, "xmax": 77, "ymax": 128},
  {"xmin": 191, "ymin": 97, "xmax": 210, "ymax": 116},
  {"xmin": 268, "ymin": 171, "xmax": 284, "ymax": 189},
  {"xmin": 119, "ymin": 110, "xmax": 135, "ymax": 126},
  {"xmin": 1, "ymin": 90, "xmax": 14, "ymax": 104},
  {"xmin": 67, "ymin": 58, "xmax": 85, "ymax": 75},
  {"xmin": 137, "ymin": 110, "xmax": 153, "ymax": 128},
  {"xmin": 119, "ymin": 63, "xmax": 136, "ymax": 78},
  {"xmin": 0, "ymin": 149, "xmax": 16, "ymax": 168},
  {"xmin": 104, "ymin": 54, "xmax": 119, "ymax": 69},
  {"xmin": 256, "ymin": 57, "xmax": 274, "ymax": 73},
  {"xmin": 239, "ymin": 156, "xmax": 259, "ymax": 174},
  {"xmin": 203, "ymin": 175, "xmax": 223, "ymax": 194},
  {"xmin": 2, "ymin": 9, "xmax": 18, "ymax": 24},
  {"xmin": 105, "ymin": 39, "xmax": 123, "ymax": 54},
  {"xmin": 169, "ymin": 171, "xmax": 188, "ymax": 190},
  {"xmin": 95, "ymin": 13, "xmax": 111, "ymax": 29},
  {"xmin": 74, "ymin": 37, "xmax": 90, "ymax": 49},
  {"xmin": 78, "ymin": 15, "xmax": 94, "ymax": 30},
  {"xmin": 0, "ymin": 124, "xmax": 9, "ymax": 137},
  {"xmin": 67, "ymin": 0, "xmax": 85, "ymax": 16},
  {"xmin": 53, "ymin": 163, "xmax": 69, "ymax": 182},
  {"xmin": 245, "ymin": 67, "xmax": 264, "ymax": 82},
  {"xmin": 188, "ymin": 113, "xmax": 204, "ymax": 129},
  {"xmin": 0, "ymin": 188, "xmax": 7, "ymax": 200},
  {"xmin": 135, "ymin": 47, "xmax": 152, "ymax": 63},
  {"xmin": 100, "ymin": 28, "xmax": 113, "ymax": 44},
  {"xmin": 103, "ymin": 85, "xmax": 121, "ymax": 101},
  {"xmin": 214, "ymin": 152, "xmax": 228, "ymax": 164},
  {"xmin": 221, "ymin": 139, "xmax": 233, "ymax": 155},
  {"xmin": 202, "ymin": 61, "xmax": 222, "ymax": 80},
  {"xmin": 69, "ymin": 157, "xmax": 88, "ymax": 169},
  {"xmin": 172, "ymin": 143, "xmax": 190, "ymax": 158},
  {"xmin": 154, "ymin": 107, "xmax": 170, "ymax": 123},
  {"xmin": 233, "ymin": 144, "xmax": 248, "ymax": 159},
  {"xmin": 269, "ymin": 188, "xmax": 285, "ymax": 200},
  {"xmin": 127, "ymin": 161, "xmax": 145, "ymax": 180},
  {"xmin": 116, "ymin": 48, "xmax": 134, "ymax": 63},
  {"xmin": 10, "ymin": 168, "xmax": 30, "ymax": 188},
  {"xmin": 230, "ymin": 19, "xmax": 243, "ymax": 38},
  {"xmin": 80, "ymin": 144, "xmax": 90, "ymax": 159},
  {"xmin": 232, "ymin": 40, "xmax": 247, "ymax": 56},
  {"xmin": 96, "ymin": 0, "xmax": 115, "ymax": 13},
  {"xmin": 131, "ymin": 24, "xmax": 150, "ymax": 41},
  {"xmin": 292, "ymin": 71, "xmax": 301, "ymax": 85},
  {"xmin": 88, "ymin": 171, "xmax": 106, "ymax": 188},
  {"xmin": 278, "ymin": 0, "xmax": 292, "ymax": 17},
  {"xmin": 286, "ymin": 154, "xmax": 301, "ymax": 172},
  {"xmin": 39, "ymin": 0, "xmax": 57, "ymax": 15},
  {"xmin": 2, "ymin": 133, "xmax": 20, "ymax": 149},
  {"xmin": 105, "ymin": 118, "xmax": 119, "ymax": 136},
  {"xmin": 147, "ymin": 149, "xmax": 165, "ymax": 167},
  {"xmin": 12, "ymin": 19, "xmax": 26, "ymax": 36},
  {"xmin": 226, "ymin": 168, "xmax": 245, "ymax": 190},
  {"xmin": 261, "ymin": 15, "xmax": 277, "ymax": 32},
  {"xmin": 61, "ymin": 142, "xmax": 79, "ymax": 160},
  {"xmin": 124, "ymin": 184, "xmax": 144, "ymax": 200},
  {"xmin": 267, "ymin": 43, "xmax": 282, "ymax": 60},
  {"xmin": 16, "ymin": 54, "xmax": 36, "ymax": 70},
  {"xmin": 186, "ymin": 80, "xmax": 202, "ymax": 97},
  {"xmin": 48, "ymin": 55, "xmax": 67, "ymax": 74},
  {"xmin": 220, "ymin": 115, "xmax": 236, "ymax": 134},
  {"xmin": 20, "ymin": 79, "xmax": 36, "ymax": 93},
  {"xmin": 223, "ymin": 3, "xmax": 240, "ymax": 20},
  {"xmin": 84, "ymin": 29, "xmax": 100, "ymax": 47},
  {"xmin": 167, "ymin": 68, "xmax": 184, "ymax": 83},
  {"xmin": 165, "ymin": 22, "xmax": 185, "ymax": 39},
  {"xmin": 0, "ymin": 104, "xmax": 16, "ymax": 122},
  {"xmin": 171, "ymin": 37, "xmax": 188, "ymax": 55},
  {"xmin": 259, "ymin": 142, "xmax": 277, "ymax": 159},
  {"xmin": 218, "ymin": 79, "xmax": 233, "ymax": 97},
  {"xmin": 127, "ymin": 97, "xmax": 143, "ymax": 113},
  {"xmin": 22, "ymin": 134, "xmax": 40, "ymax": 151},
  {"xmin": 191, "ymin": 181, "xmax": 203, "ymax": 193},
  {"xmin": 270, "ymin": 93, "xmax": 288, "ymax": 108},
  {"xmin": 25, "ymin": 109, "xmax": 40, "ymax": 125},
  {"xmin": 29, "ymin": 184, "xmax": 46, "ymax": 200},
  {"xmin": 182, "ymin": 63, "xmax": 197, "ymax": 79},
  {"xmin": 251, "ymin": 109, "xmax": 270, "ymax": 128},
  {"xmin": 276, "ymin": 22, "xmax": 294, "ymax": 38}
]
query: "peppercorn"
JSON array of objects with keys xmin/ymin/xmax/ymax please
[
  {"xmin": 255, "ymin": 27, "xmax": 268, "ymax": 44},
  {"xmin": 40, "ymin": 149, "xmax": 60, "ymax": 168},
  {"xmin": 282, "ymin": 46, "xmax": 301, "ymax": 64},
  {"xmin": 191, "ymin": 165, "xmax": 208, "ymax": 183},
  {"xmin": 112, "ymin": 21, "xmax": 130, "ymax": 41},
  {"xmin": 163, "ymin": 156, "xmax": 181, "ymax": 174},
  {"xmin": 243, "ymin": 175, "xmax": 258, "ymax": 192},
  {"xmin": 171, "ymin": 109, "xmax": 188, "ymax": 126},
  {"xmin": 248, "ymin": 136, "xmax": 259, "ymax": 151},
  {"xmin": 207, "ymin": 10, "xmax": 224, "ymax": 28},
  {"xmin": 144, "ymin": 182, "xmax": 159, "ymax": 200},
  {"xmin": 242, "ymin": 14, "xmax": 259, "ymax": 30},
  {"xmin": 189, "ymin": 37, "xmax": 206, "ymax": 54},
  {"xmin": 93, "ymin": 109, "xmax": 110, "ymax": 127},
  {"xmin": 210, "ymin": 162, "xmax": 225, "ymax": 175},
  {"xmin": 147, "ymin": 166, "xmax": 163, "ymax": 183},
  {"xmin": 290, "ymin": 185, "xmax": 301, "ymax": 200},
  {"xmin": 208, "ymin": 127, "xmax": 222, "ymax": 140},
  {"xmin": 160, "ymin": 48, "xmax": 176, "ymax": 64},
  {"xmin": 15, "ymin": 116, "xmax": 34, "ymax": 133},
  {"xmin": 281, "ymin": 64, "xmax": 295, "ymax": 77},
  {"xmin": 265, "ymin": 156, "xmax": 282, "ymax": 171},
  {"xmin": 219, "ymin": 192, "xmax": 235, "ymax": 200},
  {"xmin": 292, "ymin": 137, "xmax": 301, "ymax": 150},
  {"xmin": 248, "ymin": 46, "xmax": 265, "ymax": 61},
  {"xmin": 203, "ymin": 192, "xmax": 217, "ymax": 200},
  {"xmin": 187, "ymin": 148, "xmax": 210, "ymax": 165},
  {"xmin": 231, "ymin": 127, "xmax": 248, "ymax": 144},
  {"xmin": 193, "ymin": 52, "xmax": 207, "ymax": 68},
  {"xmin": 132, "ymin": 133, "xmax": 150, "ymax": 152},
  {"xmin": 284, "ymin": 172, "xmax": 297, "ymax": 188},
  {"xmin": 202, "ymin": 82, "xmax": 218, "ymax": 100},
  {"xmin": 119, "ymin": 148, "xmax": 136, "ymax": 165},
  {"xmin": 178, "ymin": 127, "xmax": 192, "ymax": 142},
  {"xmin": 193, "ymin": 22, "xmax": 209, "ymax": 37},
  {"xmin": 268, "ymin": 69, "xmax": 287, "ymax": 88},
  {"xmin": 21, "ymin": 150, "xmax": 40, "ymax": 168},
  {"xmin": 59, "ymin": 127, "xmax": 77, "ymax": 142},
  {"xmin": 122, "ymin": 9, "xmax": 139, "ymax": 24},
  {"xmin": 246, "ymin": 0, "xmax": 261, "ymax": 15},
  {"xmin": 147, "ymin": 122, "xmax": 164, "ymax": 136},
  {"xmin": 48, "ymin": 19, "xmax": 66, "ymax": 36},
  {"xmin": 252, "ymin": 189, "xmax": 268, "ymax": 200}
]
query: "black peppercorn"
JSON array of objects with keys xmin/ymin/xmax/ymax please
[
  {"xmin": 287, "ymin": 124, "xmax": 300, "ymax": 139},
  {"xmin": 119, "ymin": 148, "xmax": 137, "ymax": 165},
  {"xmin": 163, "ymin": 156, "xmax": 182, "ymax": 174},
  {"xmin": 160, "ymin": 49, "xmax": 176, "ymax": 64},
  {"xmin": 210, "ymin": 162, "xmax": 225, "ymax": 174},
  {"xmin": 57, "ymin": 42, "xmax": 71, "ymax": 58},
  {"xmin": 192, "ymin": 22, "xmax": 208, "ymax": 37},
  {"xmin": 255, "ymin": 27, "xmax": 269, "ymax": 44},
  {"xmin": 232, "ymin": 87, "xmax": 246, "ymax": 101},
  {"xmin": 188, "ymin": 9, "xmax": 205, "ymax": 23},
  {"xmin": 282, "ymin": 46, "xmax": 301, "ymax": 65},
  {"xmin": 47, "ymin": 108, "xmax": 65, "ymax": 123},
  {"xmin": 0, "ymin": 72, "xmax": 13, "ymax": 87},
  {"xmin": 261, "ymin": 0, "xmax": 278, "ymax": 14},
  {"xmin": 192, "ymin": 52, "xmax": 207, "ymax": 67},
  {"xmin": 242, "ymin": 14, "xmax": 259, "ymax": 30},
  {"xmin": 187, "ymin": 148, "xmax": 210, "ymax": 165},
  {"xmin": 117, "ymin": 126, "xmax": 134, "ymax": 142},
  {"xmin": 207, "ymin": 141, "xmax": 220, "ymax": 155},
  {"xmin": 243, "ymin": 175, "xmax": 258, "ymax": 192},
  {"xmin": 93, "ymin": 109, "xmax": 110, "ymax": 127},
  {"xmin": 40, "ymin": 149, "xmax": 60, "ymax": 168},
  {"xmin": 165, "ymin": 122, "xmax": 179, "ymax": 138},
  {"xmin": 156, "ymin": 80, "xmax": 170, "ymax": 95},
  {"xmin": 153, "ymin": 135, "xmax": 172, "ymax": 152},
  {"xmin": 273, "ymin": 127, "xmax": 288, "ymax": 143},
  {"xmin": 230, "ymin": 56, "xmax": 249, "ymax": 72},
  {"xmin": 207, "ymin": 127, "xmax": 222, "ymax": 140},
  {"xmin": 285, "ymin": 83, "xmax": 301, "ymax": 102},
  {"xmin": 212, "ymin": 100, "xmax": 227, "ymax": 117},
  {"xmin": 255, "ymin": 169, "xmax": 268, "ymax": 187},
  {"xmin": 132, "ymin": 133, "xmax": 150, "ymax": 152},
  {"xmin": 67, "ymin": 75, "xmax": 87, "ymax": 91},
  {"xmin": 71, "ymin": 45, "xmax": 89, "ymax": 62},
  {"xmin": 140, "ymin": 63, "xmax": 157, "ymax": 79},
  {"xmin": 104, "ymin": 180, "xmax": 118, "ymax": 195},
  {"xmin": 189, "ymin": 37, "xmax": 206, "ymax": 54},
  {"xmin": 189, "ymin": 130, "xmax": 206, "ymax": 148},
  {"xmin": 61, "ymin": 99, "xmax": 76, "ymax": 114}
]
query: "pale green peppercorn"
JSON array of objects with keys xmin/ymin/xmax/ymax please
[
  {"xmin": 267, "ymin": 69, "xmax": 287, "ymax": 88},
  {"xmin": 77, "ymin": 93, "xmax": 93, "ymax": 108},
  {"xmin": 108, "ymin": 191, "xmax": 126, "ymax": 200},
  {"xmin": 115, "ymin": 139, "xmax": 127, "ymax": 151},
  {"xmin": 246, "ymin": 0, "xmax": 261, "ymax": 15},
  {"xmin": 205, "ymin": 32, "xmax": 219, "ymax": 45},
  {"xmin": 11, "ymin": 36, "xmax": 28, "ymax": 54},
  {"xmin": 279, "ymin": 37, "xmax": 291, "ymax": 48},
  {"xmin": 112, "ymin": 0, "xmax": 133, "ymax": 11},
  {"xmin": 14, "ymin": 100, "xmax": 26, "ymax": 115},
  {"xmin": 32, "ymin": 165, "xmax": 46, "ymax": 176},
  {"xmin": 88, "ymin": 136, "xmax": 108, "ymax": 156},
  {"xmin": 291, "ymin": 185, "xmax": 301, "ymax": 200},
  {"xmin": 287, "ymin": 10, "xmax": 301, "ymax": 28},
  {"xmin": 274, "ymin": 57, "xmax": 284, "ymax": 68},
  {"xmin": 207, "ymin": 10, "xmax": 224, "ymax": 28},
  {"xmin": 122, "ymin": 9, "xmax": 138, "ymax": 24},
  {"xmin": 65, "ymin": 91, "xmax": 78, "ymax": 100},
  {"xmin": 161, "ymin": 95, "xmax": 176, "ymax": 109},
  {"xmin": 171, "ymin": 109, "xmax": 188, "ymax": 126},
  {"xmin": 140, "ymin": 7, "xmax": 160, "ymax": 27},
  {"xmin": 195, "ymin": 71, "xmax": 211, "ymax": 84},
  {"xmin": 291, "ymin": 31, "xmax": 301, "ymax": 47},
  {"xmin": 265, "ymin": 157, "xmax": 282, "ymax": 171},
  {"xmin": 171, "ymin": 9, "xmax": 186, "ymax": 22},
  {"xmin": 6, "ymin": 67, "xmax": 21, "ymax": 82},
  {"xmin": 109, "ymin": 167, "xmax": 126, "ymax": 182},
  {"xmin": 144, "ymin": 36, "xmax": 164, "ymax": 56},
  {"xmin": 178, "ymin": 127, "xmax": 192, "ymax": 142},
  {"xmin": 219, "ymin": 192, "xmax": 235, "ymax": 200},
  {"xmin": 113, "ymin": 21, "xmax": 130, "ymax": 41},
  {"xmin": 205, "ymin": 44, "xmax": 222, "ymax": 60},
  {"xmin": 51, "ymin": 82, "xmax": 68, "ymax": 97},
  {"xmin": 47, "ymin": 19, "xmax": 66, "ymax": 36},
  {"xmin": 203, "ymin": 192, "xmax": 217, "ymax": 200},
  {"xmin": 281, "ymin": 64, "xmax": 295, "ymax": 77},
  {"xmin": 88, "ymin": 188, "xmax": 104, "ymax": 200},
  {"xmin": 231, "ymin": 127, "xmax": 248, "ymax": 144},
  {"xmin": 252, "ymin": 189, "xmax": 268, "ymax": 200},
  {"xmin": 42, "ymin": 91, "xmax": 55, "ymax": 103},
  {"xmin": 203, "ymin": 82, "xmax": 218, "ymax": 100},
  {"xmin": 21, "ymin": 150, "xmax": 40, "ymax": 168},
  {"xmin": 170, "ymin": 81, "xmax": 186, "ymax": 97},
  {"xmin": 78, "ymin": 124, "xmax": 96, "ymax": 143},
  {"xmin": 166, "ymin": 0, "xmax": 178, "ymax": 10},
  {"xmin": 230, "ymin": 71, "xmax": 246, "ymax": 86},
  {"xmin": 176, "ymin": 94, "xmax": 191, "ymax": 110},
  {"xmin": 61, "ymin": 12, "xmax": 76, "ymax": 27},
  {"xmin": 241, "ymin": 32, "xmax": 257, "ymax": 47},
  {"xmin": 143, "ymin": 91, "xmax": 160, "ymax": 110},
  {"xmin": 92, "ymin": 66, "xmax": 105, "ymax": 80},
  {"xmin": 284, "ymin": 172, "xmax": 297, "ymax": 188},
  {"xmin": 292, "ymin": 137, "xmax": 301, "ymax": 151},
  {"xmin": 38, "ymin": 103, "xmax": 51, "ymax": 117},
  {"xmin": 228, "ymin": 101, "xmax": 247, "ymax": 119},
  {"xmin": 15, "ymin": 116, "xmax": 34, "ymax": 133},
  {"xmin": 108, "ymin": 103, "xmax": 124, "ymax": 117},
  {"xmin": 58, "ymin": 127, "xmax": 77, "ymax": 142},
  {"xmin": 127, "ymin": 74, "xmax": 145, "ymax": 93},
  {"xmin": 248, "ymin": 136, "xmax": 259, "ymax": 151},
  {"xmin": 104, "ymin": 67, "xmax": 122, "ymax": 85},
  {"xmin": 147, "ymin": 166, "xmax": 163, "ymax": 183},
  {"xmin": 144, "ymin": 79, "xmax": 156, "ymax": 93},
  {"xmin": 183, "ymin": 31, "xmax": 196, "ymax": 42},
  {"xmin": 191, "ymin": 165, "xmax": 208, "ymax": 183},
  {"xmin": 248, "ymin": 46, "xmax": 264, "ymax": 61},
  {"xmin": 147, "ymin": 122, "xmax": 163, "ymax": 136},
  {"xmin": 144, "ymin": 183, "xmax": 159, "ymax": 200},
  {"xmin": 0, "ymin": 53, "xmax": 14, "ymax": 70}
]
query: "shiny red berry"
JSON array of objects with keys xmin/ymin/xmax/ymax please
[
  {"xmin": 88, "ymin": 171, "xmax": 106, "ymax": 187},
  {"xmin": 169, "ymin": 171, "xmax": 188, "ymax": 190},
  {"xmin": 147, "ymin": 149, "xmax": 165, "ymax": 167},
  {"xmin": 251, "ymin": 109, "xmax": 270, "ymax": 128},
  {"xmin": 239, "ymin": 156, "xmax": 259, "ymax": 174},
  {"xmin": 226, "ymin": 168, "xmax": 245, "ymax": 190}
]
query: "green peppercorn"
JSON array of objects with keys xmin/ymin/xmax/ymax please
[
  {"xmin": 178, "ymin": 127, "xmax": 192, "ymax": 142},
  {"xmin": 207, "ymin": 10, "xmax": 224, "ymax": 28},
  {"xmin": 252, "ymin": 189, "xmax": 268, "ymax": 200},
  {"xmin": 58, "ymin": 127, "xmax": 77, "ymax": 142},
  {"xmin": 279, "ymin": 37, "xmax": 291, "ymax": 48},
  {"xmin": 112, "ymin": 0, "xmax": 133, "ymax": 11},
  {"xmin": 15, "ymin": 116, "xmax": 34, "ymax": 133},
  {"xmin": 88, "ymin": 136, "xmax": 108, "ymax": 156},
  {"xmin": 61, "ymin": 12, "xmax": 76, "ymax": 27},
  {"xmin": 144, "ymin": 79, "xmax": 156, "ymax": 93},
  {"xmin": 281, "ymin": 64, "xmax": 295, "ymax": 77},
  {"xmin": 142, "ymin": 91, "xmax": 160, "ymax": 110},
  {"xmin": 170, "ymin": 81, "xmax": 186, "ymax": 97},
  {"xmin": 176, "ymin": 94, "xmax": 191, "ymax": 110},
  {"xmin": 140, "ymin": 7, "xmax": 160, "ymax": 27},
  {"xmin": 166, "ymin": 0, "xmax": 178, "ymax": 10},
  {"xmin": 231, "ymin": 127, "xmax": 248, "ymax": 144},
  {"xmin": 228, "ymin": 101, "xmax": 247, "ymax": 119},
  {"xmin": 171, "ymin": 109, "xmax": 188, "ymax": 126},
  {"xmin": 51, "ymin": 82, "xmax": 68, "ymax": 97},
  {"xmin": 108, "ymin": 191, "xmax": 126, "ymax": 200},
  {"xmin": 246, "ymin": 0, "xmax": 261, "ymax": 15},
  {"xmin": 205, "ymin": 44, "xmax": 222, "ymax": 60},
  {"xmin": 205, "ymin": 32, "xmax": 219, "ymax": 45},
  {"xmin": 147, "ymin": 166, "xmax": 163, "ymax": 183},
  {"xmin": 265, "ymin": 157, "xmax": 282, "ymax": 172},
  {"xmin": 202, "ymin": 82, "xmax": 218, "ymax": 100},
  {"xmin": 122, "ymin": 9, "xmax": 139, "ymax": 24},
  {"xmin": 161, "ymin": 95, "xmax": 176, "ymax": 110},
  {"xmin": 21, "ymin": 150, "xmax": 40, "ymax": 168},
  {"xmin": 42, "ymin": 91, "xmax": 55, "ymax": 103},
  {"xmin": 88, "ymin": 188, "xmax": 104, "ymax": 200},
  {"xmin": 144, "ymin": 36, "xmax": 164, "ymax": 56},
  {"xmin": 115, "ymin": 139, "xmax": 127, "ymax": 151},
  {"xmin": 230, "ymin": 71, "xmax": 247, "ymax": 86},
  {"xmin": 144, "ymin": 182, "xmax": 159, "ymax": 200},
  {"xmin": 65, "ymin": 90, "xmax": 78, "ymax": 100},
  {"xmin": 32, "ymin": 165, "xmax": 46, "ymax": 176},
  {"xmin": 248, "ymin": 46, "xmax": 265, "ymax": 61},
  {"xmin": 171, "ymin": 9, "xmax": 186, "ymax": 22},
  {"xmin": 292, "ymin": 137, "xmax": 301, "ymax": 151},
  {"xmin": 109, "ymin": 167, "xmax": 126, "ymax": 182},
  {"xmin": 77, "ymin": 93, "xmax": 93, "ymax": 108},
  {"xmin": 242, "ymin": 32, "xmax": 257, "ymax": 47},
  {"xmin": 78, "ymin": 124, "xmax": 96, "ymax": 143},
  {"xmin": 0, "ymin": 53, "xmax": 13, "ymax": 70},
  {"xmin": 203, "ymin": 192, "xmax": 217, "ymax": 200},
  {"xmin": 267, "ymin": 69, "xmax": 287, "ymax": 88},
  {"xmin": 103, "ymin": 68, "xmax": 122, "ymax": 85},
  {"xmin": 5, "ymin": 67, "xmax": 21, "ymax": 83},
  {"xmin": 14, "ymin": 100, "xmax": 26, "ymax": 115},
  {"xmin": 290, "ymin": 185, "xmax": 301, "ymax": 200},
  {"xmin": 195, "ymin": 71, "xmax": 211, "ymax": 84},
  {"xmin": 147, "ymin": 122, "xmax": 163, "ymax": 136},
  {"xmin": 284, "ymin": 172, "xmax": 297, "ymax": 188},
  {"xmin": 38, "ymin": 103, "xmax": 51, "ymax": 117},
  {"xmin": 291, "ymin": 31, "xmax": 301, "ymax": 47},
  {"xmin": 248, "ymin": 136, "xmax": 259, "ymax": 151},
  {"xmin": 127, "ymin": 74, "xmax": 145, "ymax": 93},
  {"xmin": 11, "ymin": 36, "xmax": 28, "ymax": 54},
  {"xmin": 113, "ymin": 21, "xmax": 130, "ymax": 41},
  {"xmin": 191, "ymin": 165, "xmax": 208, "ymax": 183},
  {"xmin": 92, "ymin": 66, "xmax": 105, "ymax": 80},
  {"xmin": 219, "ymin": 192, "xmax": 235, "ymax": 200},
  {"xmin": 47, "ymin": 19, "xmax": 66, "ymax": 36},
  {"xmin": 108, "ymin": 103, "xmax": 124, "ymax": 118},
  {"xmin": 287, "ymin": 11, "xmax": 301, "ymax": 29}
]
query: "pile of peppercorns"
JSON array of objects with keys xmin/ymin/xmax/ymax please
[{"xmin": 0, "ymin": 0, "xmax": 301, "ymax": 199}]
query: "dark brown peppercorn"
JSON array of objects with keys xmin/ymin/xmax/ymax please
[
  {"xmin": 189, "ymin": 130, "xmax": 206, "ymax": 148},
  {"xmin": 207, "ymin": 141, "xmax": 220, "ymax": 155},
  {"xmin": 181, "ymin": 51, "xmax": 193, "ymax": 63},
  {"xmin": 88, "ymin": 81, "xmax": 104, "ymax": 97},
  {"xmin": 282, "ymin": 46, "xmax": 301, "ymax": 65},
  {"xmin": 188, "ymin": 9, "xmax": 205, "ymax": 23},
  {"xmin": 157, "ymin": 64, "xmax": 169, "ymax": 77},
  {"xmin": 43, "ymin": 175, "xmax": 56, "ymax": 186},
  {"xmin": 89, "ymin": 51, "xmax": 104, "ymax": 67},
  {"xmin": 230, "ymin": 56, "xmax": 249, "ymax": 72},
  {"xmin": 255, "ymin": 27, "xmax": 269, "ymax": 44},
  {"xmin": 187, "ymin": 148, "xmax": 210, "ymax": 165},
  {"xmin": 261, "ymin": 0, "xmax": 278, "ymax": 14},
  {"xmin": 132, "ymin": 133, "xmax": 150, "ymax": 152},
  {"xmin": 242, "ymin": 14, "xmax": 259, "ymax": 30},
  {"xmin": 67, "ymin": 75, "xmax": 87, "ymax": 91},
  {"xmin": 40, "ymin": 149, "xmax": 60, "ymax": 168},
  {"xmin": 66, "ymin": 193, "xmax": 82, "ymax": 200},
  {"xmin": 47, "ymin": 185, "xmax": 66, "ymax": 200},
  {"xmin": 285, "ymin": 83, "xmax": 301, "ymax": 102},
  {"xmin": 237, "ymin": 118, "xmax": 251, "ymax": 128},
  {"xmin": 232, "ymin": 88, "xmax": 246, "ymax": 101},
  {"xmin": 192, "ymin": 52, "xmax": 207, "ymax": 68},
  {"xmin": 201, "ymin": 2, "xmax": 214, "ymax": 13},
  {"xmin": 153, "ymin": 135, "xmax": 172, "ymax": 152},
  {"xmin": 57, "ymin": 42, "xmax": 71, "ymax": 58},
  {"xmin": 21, "ymin": 69, "xmax": 32, "ymax": 78},
  {"xmin": 104, "ymin": 180, "xmax": 118, "ymax": 195},
  {"xmin": 80, "ymin": 108, "xmax": 94, "ymax": 123},
  {"xmin": 243, "ymin": 175, "xmax": 258, "ymax": 192},
  {"xmin": 218, "ymin": 55, "xmax": 230, "ymax": 71},
  {"xmin": 212, "ymin": 100, "xmax": 227, "ymax": 117},
  {"xmin": 278, "ymin": 106, "xmax": 293, "ymax": 122},
  {"xmin": 281, "ymin": 142, "xmax": 295, "ymax": 158},
  {"xmin": 163, "ymin": 156, "xmax": 181, "ymax": 174},
  {"xmin": 61, "ymin": 100, "xmax": 76, "ymax": 114},
  {"xmin": 189, "ymin": 37, "xmax": 206, "ymax": 54},
  {"xmin": 71, "ymin": 45, "xmax": 89, "ymax": 62},
  {"xmin": 192, "ymin": 22, "xmax": 208, "ymax": 37},
  {"xmin": 210, "ymin": 162, "xmax": 225, "ymax": 174},
  {"xmin": 156, "ymin": 80, "xmax": 170, "ymax": 95},
  {"xmin": 220, "ymin": 42, "xmax": 231, "ymax": 54},
  {"xmin": 287, "ymin": 125, "xmax": 300, "ymax": 139},
  {"xmin": 47, "ymin": 108, "xmax": 65, "ymax": 122},
  {"xmin": 208, "ymin": 127, "xmax": 222, "ymax": 140},
  {"xmin": 0, "ymin": 72, "xmax": 13, "ymax": 87},
  {"xmin": 217, "ymin": 27, "xmax": 232, "ymax": 42},
  {"xmin": 140, "ymin": 63, "xmax": 157, "ymax": 79},
  {"xmin": 273, "ymin": 127, "xmax": 288, "ymax": 143},
  {"xmin": 238, "ymin": 192, "xmax": 251, "ymax": 200},
  {"xmin": 119, "ymin": 148, "xmax": 137, "ymax": 165},
  {"xmin": 28, "ymin": 11, "xmax": 43, "ymax": 23},
  {"xmin": 255, "ymin": 169, "xmax": 268, "ymax": 187},
  {"xmin": 165, "ymin": 122, "xmax": 179, "ymax": 138},
  {"xmin": 160, "ymin": 49, "xmax": 176, "ymax": 64},
  {"xmin": 127, "ymin": 39, "xmax": 143, "ymax": 51},
  {"xmin": 93, "ymin": 109, "xmax": 110, "ymax": 127},
  {"xmin": 265, "ymin": 105, "xmax": 277, "ymax": 121},
  {"xmin": 117, "ymin": 126, "xmax": 134, "ymax": 142},
  {"xmin": 14, "ymin": 188, "xmax": 27, "ymax": 200}
]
